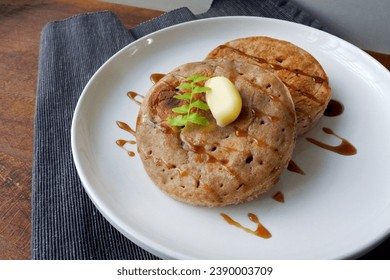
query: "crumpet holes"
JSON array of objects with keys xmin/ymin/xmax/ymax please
[{"xmin": 245, "ymin": 154, "xmax": 254, "ymax": 164}]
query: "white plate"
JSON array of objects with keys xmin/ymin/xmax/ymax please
[{"xmin": 71, "ymin": 16, "xmax": 390, "ymax": 259}]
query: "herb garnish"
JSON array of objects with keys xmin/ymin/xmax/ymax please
[{"xmin": 168, "ymin": 74, "xmax": 211, "ymax": 127}]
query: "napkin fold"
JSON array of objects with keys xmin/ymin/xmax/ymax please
[{"xmin": 32, "ymin": 0, "xmax": 327, "ymax": 260}]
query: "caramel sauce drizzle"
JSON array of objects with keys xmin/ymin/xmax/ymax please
[
  {"xmin": 116, "ymin": 120, "xmax": 136, "ymax": 136},
  {"xmin": 150, "ymin": 73, "xmax": 165, "ymax": 84},
  {"xmin": 116, "ymin": 139, "xmax": 136, "ymax": 157},
  {"xmin": 306, "ymin": 127, "xmax": 357, "ymax": 156},
  {"xmin": 218, "ymin": 45, "xmax": 326, "ymax": 104},
  {"xmin": 115, "ymin": 89, "xmax": 144, "ymax": 156},
  {"xmin": 234, "ymin": 127, "xmax": 269, "ymax": 148},
  {"xmin": 241, "ymin": 77, "xmax": 282, "ymax": 105},
  {"xmin": 203, "ymin": 184, "xmax": 223, "ymax": 202},
  {"xmin": 138, "ymin": 148, "xmax": 191, "ymax": 180},
  {"xmin": 115, "ymin": 75, "xmax": 164, "ymax": 158},
  {"xmin": 220, "ymin": 213, "xmax": 272, "ymax": 239},
  {"xmin": 284, "ymin": 83, "xmax": 321, "ymax": 104},
  {"xmin": 219, "ymin": 45, "xmax": 326, "ymax": 83},
  {"xmin": 253, "ymin": 109, "xmax": 280, "ymax": 123},
  {"xmin": 287, "ymin": 160, "xmax": 305, "ymax": 175},
  {"xmin": 116, "ymin": 120, "xmax": 137, "ymax": 157},
  {"xmin": 127, "ymin": 91, "xmax": 144, "ymax": 106},
  {"xmin": 241, "ymin": 77, "xmax": 296, "ymax": 120},
  {"xmin": 116, "ymin": 77, "xmax": 356, "ymax": 241},
  {"xmin": 187, "ymin": 142, "xmax": 249, "ymax": 192},
  {"xmin": 272, "ymin": 191, "xmax": 285, "ymax": 203},
  {"xmin": 192, "ymin": 144, "xmax": 229, "ymax": 165},
  {"xmin": 324, "ymin": 99, "xmax": 344, "ymax": 117}
]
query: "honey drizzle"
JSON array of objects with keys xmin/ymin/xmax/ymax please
[
  {"xmin": 306, "ymin": 127, "xmax": 357, "ymax": 156},
  {"xmin": 220, "ymin": 213, "xmax": 272, "ymax": 239}
]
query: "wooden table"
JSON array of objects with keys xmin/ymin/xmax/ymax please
[
  {"xmin": 0, "ymin": 0, "xmax": 389, "ymax": 260},
  {"xmin": 0, "ymin": 0, "xmax": 163, "ymax": 260}
]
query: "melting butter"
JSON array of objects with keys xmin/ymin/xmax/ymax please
[{"xmin": 205, "ymin": 76, "xmax": 242, "ymax": 127}]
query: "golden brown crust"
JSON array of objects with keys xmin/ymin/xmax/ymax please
[
  {"xmin": 136, "ymin": 59, "xmax": 296, "ymax": 207},
  {"xmin": 206, "ymin": 36, "xmax": 331, "ymax": 135}
]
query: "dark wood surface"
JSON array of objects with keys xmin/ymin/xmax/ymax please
[
  {"xmin": 0, "ymin": 0, "xmax": 389, "ymax": 260},
  {"xmin": 0, "ymin": 0, "xmax": 163, "ymax": 260}
]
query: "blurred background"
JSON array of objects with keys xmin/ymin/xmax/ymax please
[{"xmin": 102, "ymin": 0, "xmax": 390, "ymax": 54}]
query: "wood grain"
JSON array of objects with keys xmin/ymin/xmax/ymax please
[
  {"xmin": 366, "ymin": 50, "xmax": 390, "ymax": 70},
  {"xmin": 0, "ymin": 0, "xmax": 162, "ymax": 260},
  {"xmin": 0, "ymin": 0, "xmax": 389, "ymax": 260}
]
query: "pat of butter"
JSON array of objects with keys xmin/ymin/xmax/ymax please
[{"xmin": 205, "ymin": 76, "xmax": 242, "ymax": 127}]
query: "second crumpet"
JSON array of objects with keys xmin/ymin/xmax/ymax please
[{"xmin": 206, "ymin": 36, "xmax": 331, "ymax": 135}]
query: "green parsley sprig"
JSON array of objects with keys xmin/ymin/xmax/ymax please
[{"xmin": 168, "ymin": 74, "xmax": 211, "ymax": 127}]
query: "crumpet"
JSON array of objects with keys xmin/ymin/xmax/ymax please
[
  {"xmin": 206, "ymin": 36, "xmax": 331, "ymax": 135},
  {"xmin": 136, "ymin": 59, "xmax": 296, "ymax": 207}
]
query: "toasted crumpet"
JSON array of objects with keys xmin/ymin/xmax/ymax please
[
  {"xmin": 136, "ymin": 59, "xmax": 296, "ymax": 207},
  {"xmin": 206, "ymin": 36, "xmax": 331, "ymax": 135}
]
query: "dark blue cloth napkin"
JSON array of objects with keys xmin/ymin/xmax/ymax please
[{"xmin": 32, "ymin": 0, "xmax": 387, "ymax": 259}]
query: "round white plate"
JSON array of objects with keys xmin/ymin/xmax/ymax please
[{"xmin": 71, "ymin": 16, "xmax": 390, "ymax": 259}]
